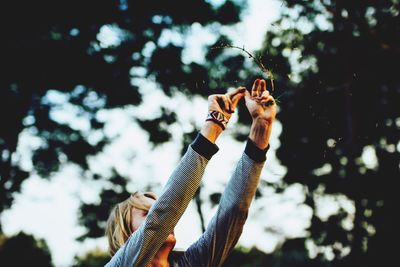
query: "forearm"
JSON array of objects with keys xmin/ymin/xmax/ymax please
[
  {"xmin": 183, "ymin": 140, "xmax": 267, "ymax": 267},
  {"xmin": 207, "ymin": 141, "xmax": 267, "ymax": 263},
  {"xmin": 220, "ymin": 140, "xmax": 267, "ymax": 213},
  {"xmin": 200, "ymin": 121, "xmax": 223, "ymax": 144},
  {"xmin": 249, "ymin": 118, "xmax": 273, "ymax": 150}
]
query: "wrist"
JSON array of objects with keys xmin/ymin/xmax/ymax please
[
  {"xmin": 200, "ymin": 121, "xmax": 223, "ymax": 144},
  {"xmin": 251, "ymin": 117, "xmax": 272, "ymax": 128},
  {"xmin": 206, "ymin": 110, "xmax": 229, "ymax": 130},
  {"xmin": 249, "ymin": 119, "xmax": 272, "ymax": 150}
]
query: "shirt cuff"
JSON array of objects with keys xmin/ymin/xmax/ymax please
[
  {"xmin": 190, "ymin": 133, "xmax": 219, "ymax": 160},
  {"xmin": 244, "ymin": 138, "xmax": 270, "ymax": 162}
]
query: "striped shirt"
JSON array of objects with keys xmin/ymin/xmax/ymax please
[{"xmin": 105, "ymin": 133, "xmax": 268, "ymax": 267}]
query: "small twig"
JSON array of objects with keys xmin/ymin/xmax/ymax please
[{"xmin": 212, "ymin": 44, "xmax": 275, "ymax": 92}]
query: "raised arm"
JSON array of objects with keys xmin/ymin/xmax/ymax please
[
  {"xmin": 246, "ymin": 78, "xmax": 276, "ymax": 150},
  {"xmin": 105, "ymin": 88, "xmax": 246, "ymax": 267},
  {"xmin": 181, "ymin": 79, "xmax": 277, "ymax": 267}
]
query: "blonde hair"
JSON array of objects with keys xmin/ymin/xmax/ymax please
[{"xmin": 105, "ymin": 192, "xmax": 157, "ymax": 256}]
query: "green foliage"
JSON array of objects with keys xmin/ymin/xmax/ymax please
[
  {"xmin": 78, "ymin": 169, "xmax": 133, "ymax": 239},
  {"xmin": 223, "ymin": 241, "xmax": 329, "ymax": 267},
  {"xmin": 1, "ymin": 0, "xmax": 399, "ymax": 266},
  {"xmin": 0, "ymin": 0, "xmax": 244, "ymax": 231},
  {"xmin": 72, "ymin": 247, "xmax": 110, "ymax": 267},
  {"xmin": 257, "ymin": 0, "xmax": 400, "ymax": 265},
  {"xmin": 0, "ymin": 232, "xmax": 54, "ymax": 267},
  {"xmin": 222, "ymin": 246, "xmax": 273, "ymax": 267}
]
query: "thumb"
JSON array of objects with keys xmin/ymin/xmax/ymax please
[
  {"xmin": 244, "ymin": 89, "xmax": 252, "ymax": 102},
  {"xmin": 231, "ymin": 87, "xmax": 246, "ymax": 108},
  {"xmin": 226, "ymin": 86, "xmax": 245, "ymax": 97}
]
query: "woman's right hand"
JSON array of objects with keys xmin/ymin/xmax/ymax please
[
  {"xmin": 201, "ymin": 87, "xmax": 246, "ymax": 143},
  {"xmin": 207, "ymin": 87, "xmax": 247, "ymax": 121}
]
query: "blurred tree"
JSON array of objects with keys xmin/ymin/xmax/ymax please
[
  {"xmin": 222, "ymin": 246, "xmax": 273, "ymax": 267},
  {"xmin": 252, "ymin": 0, "xmax": 399, "ymax": 266},
  {"xmin": 222, "ymin": 239, "xmax": 330, "ymax": 267},
  {"xmin": 0, "ymin": 0, "xmax": 246, "ymax": 233},
  {"xmin": 72, "ymin": 247, "xmax": 110, "ymax": 267},
  {"xmin": 2, "ymin": 0, "xmax": 398, "ymax": 266},
  {"xmin": 0, "ymin": 232, "xmax": 54, "ymax": 266}
]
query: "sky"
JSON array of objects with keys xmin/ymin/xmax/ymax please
[{"xmin": 2, "ymin": 1, "xmax": 357, "ymax": 266}]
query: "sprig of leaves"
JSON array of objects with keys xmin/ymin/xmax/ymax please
[{"xmin": 212, "ymin": 44, "xmax": 275, "ymax": 92}]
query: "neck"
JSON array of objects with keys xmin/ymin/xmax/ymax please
[{"xmin": 147, "ymin": 244, "xmax": 172, "ymax": 267}]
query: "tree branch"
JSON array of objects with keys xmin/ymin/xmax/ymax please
[{"xmin": 212, "ymin": 44, "xmax": 275, "ymax": 92}]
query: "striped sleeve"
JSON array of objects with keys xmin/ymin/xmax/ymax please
[
  {"xmin": 179, "ymin": 139, "xmax": 268, "ymax": 267},
  {"xmin": 105, "ymin": 133, "xmax": 218, "ymax": 267}
]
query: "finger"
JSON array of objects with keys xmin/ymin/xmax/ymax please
[
  {"xmin": 227, "ymin": 97, "xmax": 234, "ymax": 113},
  {"xmin": 259, "ymin": 79, "xmax": 267, "ymax": 97},
  {"xmin": 251, "ymin": 79, "xmax": 260, "ymax": 97},
  {"xmin": 256, "ymin": 79, "xmax": 264, "ymax": 97},
  {"xmin": 260, "ymin": 95, "xmax": 275, "ymax": 107},
  {"xmin": 244, "ymin": 89, "xmax": 252, "ymax": 104},
  {"xmin": 244, "ymin": 89, "xmax": 251, "ymax": 98},
  {"xmin": 226, "ymin": 86, "xmax": 247, "ymax": 99},
  {"xmin": 260, "ymin": 90, "xmax": 270, "ymax": 99},
  {"xmin": 231, "ymin": 87, "xmax": 246, "ymax": 108},
  {"xmin": 256, "ymin": 79, "xmax": 265, "ymax": 97},
  {"xmin": 216, "ymin": 97, "xmax": 225, "ymax": 111},
  {"xmin": 260, "ymin": 94, "xmax": 274, "ymax": 102},
  {"xmin": 221, "ymin": 95, "xmax": 231, "ymax": 113}
]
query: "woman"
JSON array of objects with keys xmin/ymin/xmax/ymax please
[{"xmin": 105, "ymin": 78, "xmax": 276, "ymax": 267}]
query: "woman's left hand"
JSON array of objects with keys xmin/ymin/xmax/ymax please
[
  {"xmin": 201, "ymin": 87, "xmax": 246, "ymax": 143},
  {"xmin": 207, "ymin": 87, "xmax": 247, "ymax": 121}
]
